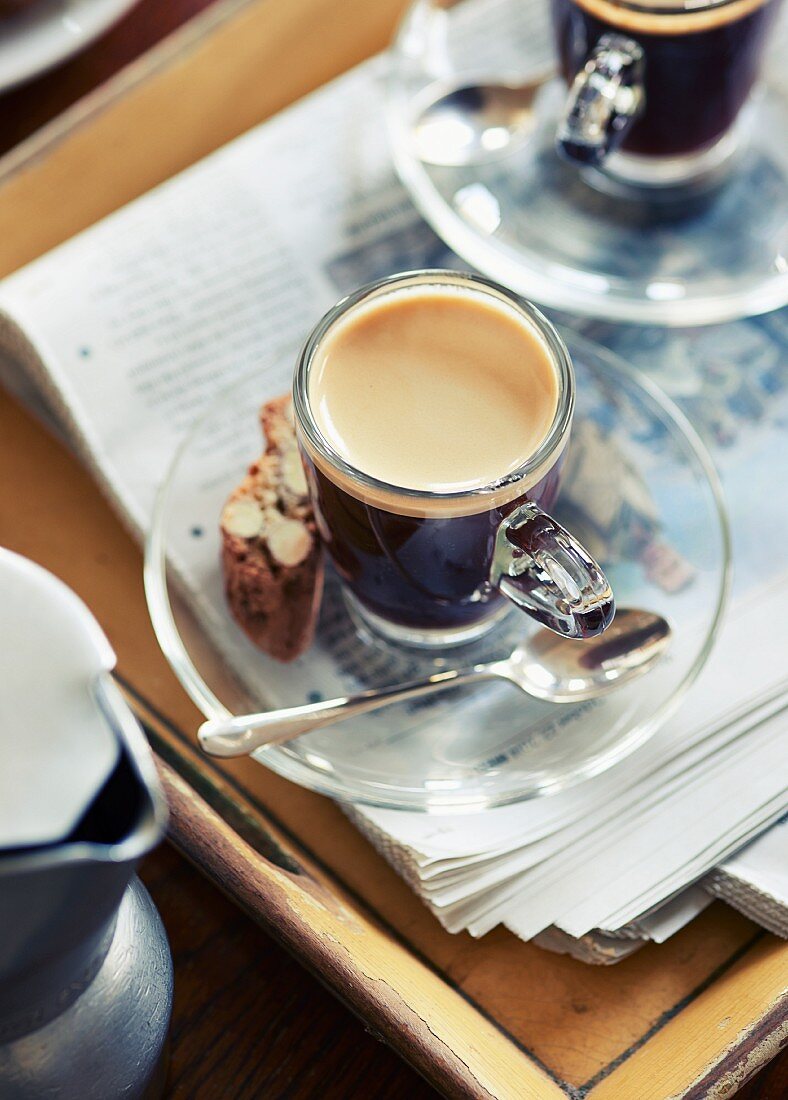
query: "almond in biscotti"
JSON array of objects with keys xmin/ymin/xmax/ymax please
[{"xmin": 220, "ymin": 395, "xmax": 323, "ymax": 662}]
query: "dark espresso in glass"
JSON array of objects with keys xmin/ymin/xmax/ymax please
[
  {"xmin": 293, "ymin": 272, "xmax": 584, "ymax": 647},
  {"xmin": 552, "ymin": 0, "xmax": 782, "ymax": 160},
  {"xmin": 302, "ymin": 456, "xmax": 565, "ymax": 631}
]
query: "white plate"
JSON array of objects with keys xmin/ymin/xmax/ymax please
[{"xmin": 0, "ymin": 0, "xmax": 139, "ymax": 91}]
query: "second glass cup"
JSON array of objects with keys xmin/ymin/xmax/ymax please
[
  {"xmin": 552, "ymin": 0, "xmax": 783, "ymax": 189},
  {"xmin": 293, "ymin": 270, "xmax": 614, "ymax": 648}
]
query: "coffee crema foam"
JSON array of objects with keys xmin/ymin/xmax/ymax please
[
  {"xmin": 303, "ymin": 285, "xmax": 562, "ymax": 517},
  {"xmin": 571, "ymin": 0, "xmax": 771, "ymax": 34}
]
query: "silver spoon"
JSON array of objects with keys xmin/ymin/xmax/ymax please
[
  {"xmin": 410, "ymin": 72, "xmax": 552, "ymax": 167},
  {"xmin": 198, "ymin": 608, "xmax": 670, "ymax": 759}
]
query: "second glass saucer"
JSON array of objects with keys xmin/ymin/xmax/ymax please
[
  {"xmin": 387, "ymin": 0, "xmax": 788, "ymax": 326},
  {"xmin": 145, "ymin": 333, "xmax": 729, "ymax": 813}
]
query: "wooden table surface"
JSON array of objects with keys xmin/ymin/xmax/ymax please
[{"xmin": 2, "ymin": 2, "xmax": 786, "ymax": 1097}]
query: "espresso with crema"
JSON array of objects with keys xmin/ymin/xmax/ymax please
[
  {"xmin": 552, "ymin": 0, "xmax": 781, "ymax": 159},
  {"xmin": 308, "ymin": 287, "xmax": 559, "ymax": 496},
  {"xmin": 300, "ymin": 286, "xmax": 567, "ymax": 633}
]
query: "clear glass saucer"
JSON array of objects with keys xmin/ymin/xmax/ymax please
[
  {"xmin": 145, "ymin": 333, "xmax": 730, "ymax": 813},
  {"xmin": 387, "ymin": 0, "xmax": 788, "ymax": 326}
]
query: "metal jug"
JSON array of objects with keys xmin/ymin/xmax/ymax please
[{"xmin": 0, "ymin": 550, "xmax": 172, "ymax": 1099}]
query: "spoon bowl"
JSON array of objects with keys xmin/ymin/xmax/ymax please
[
  {"xmin": 198, "ymin": 608, "xmax": 670, "ymax": 758},
  {"xmin": 496, "ymin": 607, "xmax": 671, "ymax": 703},
  {"xmin": 411, "ymin": 75, "xmax": 551, "ymax": 167}
]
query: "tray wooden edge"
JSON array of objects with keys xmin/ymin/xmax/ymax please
[
  {"xmin": 0, "ymin": 0, "xmax": 407, "ymax": 280},
  {"xmin": 143, "ymin": 688, "xmax": 788, "ymax": 1100},
  {"xmin": 144, "ymin": 713, "xmax": 565, "ymax": 1100}
]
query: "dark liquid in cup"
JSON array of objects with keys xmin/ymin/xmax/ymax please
[
  {"xmin": 552, "ymin": 0, "xmax": 781, "ymax": 158},
  {"xmin": 306, "ymin": 457, "xmax": 564, "ymax": 630},
  {"xmin": 302, "ymin": 286, "xmax": 563, "ymax": 632}
]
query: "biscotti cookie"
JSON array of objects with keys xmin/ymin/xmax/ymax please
[{"xmin": 221, "ymin": 395, "xmax": 323, "ymax": 661}]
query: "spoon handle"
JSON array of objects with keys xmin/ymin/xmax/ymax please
[{"xmin": 198, "ymin": 665, "xmax": 498, "ymax": 757}]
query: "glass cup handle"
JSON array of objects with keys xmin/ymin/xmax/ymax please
[
  {"xmin": 489, "ymin": 501, "xmax": 615, "ymax": 639},
  {"xmin": 556, "ymin": 34, "xmax": 645, "ymax": 167}
]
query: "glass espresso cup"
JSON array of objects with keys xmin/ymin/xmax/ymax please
[
  {"xmin": 293, "ymin": 271, "xmax": 614, "ymax": 648},
  {"xmin": 552, "ymin": 0, "xmax": 783, "ymax": 188}
]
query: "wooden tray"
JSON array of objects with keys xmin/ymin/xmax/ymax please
[{"xmin": 0, "ymin": 1, "xmax": 785, "ymax": 1095}]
